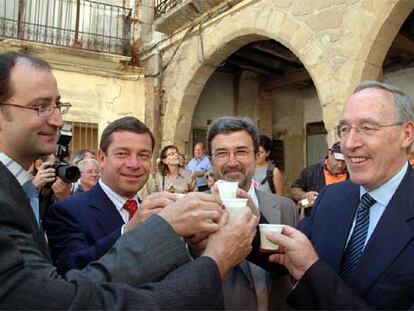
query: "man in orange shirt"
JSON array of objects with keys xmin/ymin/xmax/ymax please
[{"xmin": 290, "ymin": 142, "xmax": 348, "ymax": 216}]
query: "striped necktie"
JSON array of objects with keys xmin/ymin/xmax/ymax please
[{"xmin": 340, "ymin": 193, "xmax": 376, "ymax": 281}]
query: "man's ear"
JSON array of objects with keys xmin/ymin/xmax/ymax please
[
  {"xmin": 97, "ymin": 149, "xmax": 105, "ymax": 164},
  {"xmin": 402, "ymin": 121, "xmax": 414, "ymax": 149}
]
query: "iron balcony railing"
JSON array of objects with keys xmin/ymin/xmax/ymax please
[
  {"xmin": 0, "ymin": 0, "xmax": 132, "ymax": 55},
  {"xmin": 154, "ymin": 0, "xmax": 184, "ymax": 19}
]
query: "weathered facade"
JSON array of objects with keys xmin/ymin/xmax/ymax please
[
  {"xmin": 141, "ymin": 0, "xmax": 414, "ymax": 190},
  {"xmin": 0, "ymin": 0, "xmax": 144, "ymax": 150},
  {"xmin": 1, "ymin": 0, "xmax": 414, "ymax": 192}
]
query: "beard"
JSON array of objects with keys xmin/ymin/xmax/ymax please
[{"xmin": 218, "ymin": 168, "xmax": 252, "ymax": 191}]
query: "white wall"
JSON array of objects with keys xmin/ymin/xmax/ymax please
[
  {"xmin": 384, "ymin": 68, "xmax": 414, "ymax": 100},
  {"xmin": 238, "ymin": 72, "xmax": 260, "ymax": 122},
  {"xmin": 193, "ymin": 72, "xmax": 234, "ymax": 128}
]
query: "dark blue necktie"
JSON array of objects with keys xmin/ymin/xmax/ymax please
[
  {"xmin": 22, "ymin": 180, "xmax": 40, "ymax": 226},
  {"xmin": 340, "ymin": 193, "xmax": 376, "ymax": 281}
]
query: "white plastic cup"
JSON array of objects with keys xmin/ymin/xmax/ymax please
[
  {"xmin": 222, "ymin": 198, "xmax": 248, "ymax": 222},
  {"xmin": 216, "ymin": 181, "xmax": 239, "ymax": 200},
  {"xmin": 259, "ymin": 224, "xmax": 284, "ymax": 252}
]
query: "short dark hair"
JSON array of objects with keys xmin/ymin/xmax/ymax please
[
  {"xmin": 99, "ymin": 117, "xmax": 155, "ymax": 153},
  {"xmin": 158, "ymin": 145, "xmax": 179, "ymax": 176},
  {"xmin": 207, "ymin": 116, "xmax": 259, "ymax": 155},
  {"xmin": 259, "ymin": 135, "xmax": 272, "ymax": 152},
  {"xmin": 259, "ymin": 134, "xmax": 273, "ymax": 161},
  {"xmin": 0, "ymin": 52, "xmax": 51, "ymax": 104}
]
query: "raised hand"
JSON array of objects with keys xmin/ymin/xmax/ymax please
[
  {"xmin": 124, "ymin": 191, "xmax": 177, "ymax": 233},
  {"xmin": 202, "ymin": 208, "xmax": 258, "ymax": 278},
  {"xmin": 32, "ymin": 162, "xmax": 55, "ymax": 189},
  {"xmin": 267, "ymin": 225, "xmax": 319, "ymax": 280},
  {"xmin": 158, "ymin": 192, "xmax": 223, "ymax": 237}
]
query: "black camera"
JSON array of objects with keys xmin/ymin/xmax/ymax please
[{"xmin": 47, "ymin": 123, "xmax": 80, "ymax": 184}]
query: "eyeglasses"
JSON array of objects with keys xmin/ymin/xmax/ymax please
[
  {"xmin": 336, "ymin": 123, "xmax": 403, "ymax": 138},
  {"xmin": 166, "ymin": 151, "xmax": 179, "ymax": 157},
  {"xmin": 212, "ymin": 149, "xmax": 253, "ymax": 162},
  {"xmin": 0, "ymin": 102, "xmax": 71, "ymax": 117}
]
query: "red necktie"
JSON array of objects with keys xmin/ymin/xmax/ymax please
[{"xmin": 123, "ymin": 199, "xmax": 138, "ymax": 220}]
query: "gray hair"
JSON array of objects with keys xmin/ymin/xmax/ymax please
[
  {"xmin": 73, "ymin": 149, "xmax": 96, "ymax": 166},
  {"xmin": 78, "ymin": 158, "xmax": 99, "ymax": 173},
  {"xmin": 207, "ymin": 116, "xmax": 259, "ymax": 155},
  {"xmin": 354, "ymin": 80, "xmax": 414, "ymax": 123}
]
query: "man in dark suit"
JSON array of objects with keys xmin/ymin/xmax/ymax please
[
  {"xmin": 205, "ymin": 116, "xmax": 298, "ymax": 310},
  {"xmin": 45, "ymin": 116, "xmax": 214, "ymax": 273},
  {"xmin": 267, "ymin": 81, "xmax": 414, "ymax": 309},
  {"xmin": 0, "ymin": 51, "xmax": 259, "ymax": 308}
]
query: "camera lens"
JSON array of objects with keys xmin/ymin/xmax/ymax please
[
  {"xmin": 64, "ymin": 166, "xmax": 81, "ymax": 182},
  {"xmin": 55, "ymin": 162, "xmax": 80, "ymax": 183}
]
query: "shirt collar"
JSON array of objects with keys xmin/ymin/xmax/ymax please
[
  {"xmin": 361, "ymin": 161, "xmax": 408, "ymax": 207},
  {"xmin": 98, "ymin": 179, "xmax": 140, "ymax": 212},
  {"xmin": 195, "ymin": 155, "xmax": 206, "ymax": 162},
  {"xmin": 0, "ymin": 152, "xmax": 30, "ymax": 186}
]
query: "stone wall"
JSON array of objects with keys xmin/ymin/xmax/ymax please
[
  {"xmin": 0, "ymin": 40, "xmax": 146, "ymax": 140},
  {"xmin": 147, "ymin": 0, "xmax": 413, "ymax": 148}
]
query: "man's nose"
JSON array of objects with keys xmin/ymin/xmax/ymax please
[
  {"xmin": 126, "ymin": 156, "xmax": 141, "ymax": 168},
  {"xmin": 341, "ymin": 129, "xmax": 363, "ymax": 152},
  {"xmin": 47, "ymin": 108, "xmax": 64, "ymax": 128},
  {"xmin": 226, "ymin": 153, "xmax": 239, "ymax": 166}
]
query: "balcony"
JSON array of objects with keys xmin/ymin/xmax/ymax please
[
  {"xmin": 154, "ymin": 0, "xmax": 224, "ymax": 34},
  {"xmin": 0, "ymin": 0, "xmax": 132, "ymax": 55}
]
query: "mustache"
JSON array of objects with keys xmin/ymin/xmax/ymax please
[{"xmin": 223, "ymin": 168, "xmax": 245, "ymax": 174}]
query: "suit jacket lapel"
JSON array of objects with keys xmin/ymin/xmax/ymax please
[
  {"xmin": 239, "ymin": 260, "xmax": 253, "ymax": 284},
  {"xmin": 317, "ymin": 182, "xmax": 360, "ymax": 272},
  {"xmin": 88, "ymin": 184, "xmax": 125, "ymax": 235},
  {"xmin": 255, "ymin": 190, "xmax": 283, "ymax": 292},
  {"xmin": 348, "ymin": 169, "xmax": 414, "ymax": 294},
  {"xmin": 0, "ymin": 162, "xmax": 51, "ymax": 260},
  {"xmin": 256, "ymin": 190, "xmax": 281, "ymax": 224}
]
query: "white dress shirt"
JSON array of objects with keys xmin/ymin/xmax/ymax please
[{"xmin": 98, "ymin": 179, "xmax": 140, "ymax": 234}]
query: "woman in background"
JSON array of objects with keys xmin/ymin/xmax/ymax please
[
  {"xmin": 154, "ymin": 145, "xmax": 197, "ymax": 194},
  {"xmin": 253, "ymin": 135, "xmax": 284, "ymax": 196}
]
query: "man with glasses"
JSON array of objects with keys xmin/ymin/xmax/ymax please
[
  {"xmin": 204, "ymin": 116, "xmax": 297, "ymax": 310},
  {"xmin": 265, "ymin": 81, "xmax": 414, "ymax": 309},
  {"xmin": 0, "ymin": 52, "xmax": 258, "ymax": 309},
  {"xmin": 290, "ymin": 141, "xmax": 348, "ymax": 216}
]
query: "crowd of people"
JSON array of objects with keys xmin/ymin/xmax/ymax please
[{"xmin": 1, "ymin": 51, "xmax": 414, "ymax": 309}]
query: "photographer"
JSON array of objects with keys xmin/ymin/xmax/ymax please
[{"xmin": 28, "ymin": 154, "xmax": 73, "ymax": 224}]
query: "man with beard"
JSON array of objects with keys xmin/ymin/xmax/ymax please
[{"xmin": 206, "ymin": 116, "xmax": 297, "ymax": 310}]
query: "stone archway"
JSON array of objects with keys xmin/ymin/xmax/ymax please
[
  {"xmin": 160, "ymin": 0, "xmax": 335, "ymax": 151},
  {"xmin": 159, "ymin": 0, "xmax": 414, "ymax": 151},
  {"xmin": 340, "ymin": 0, "xmax": 414, "ymax": 90}
]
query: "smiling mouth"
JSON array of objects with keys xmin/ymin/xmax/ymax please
[
  {"xmin": 122, "ymin": 174, "xmax": 142, "ymax": 179},
  {"xmin": 349, "ymin": 157, "xmax": 368, "ymax": 164},
  {"xmin": 39, "ymin": 132, "xmax": 56, "ymax": 139}
]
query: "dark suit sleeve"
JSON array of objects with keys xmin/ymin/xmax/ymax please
[
  {"xmin": 45, "ymin": 201, "xmax": 121, "ymax": 273},
  {"xmin": 0, "ymin": 233, "xmax": 224, "ymax": 310},
  {"xmin": 288, "ymin": 260, "xmax": 375, "ymax": 310}
]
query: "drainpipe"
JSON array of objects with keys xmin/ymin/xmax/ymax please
[{"xmin": 152, "ymin": 48, "xmax": 162, "ymax": 162}]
